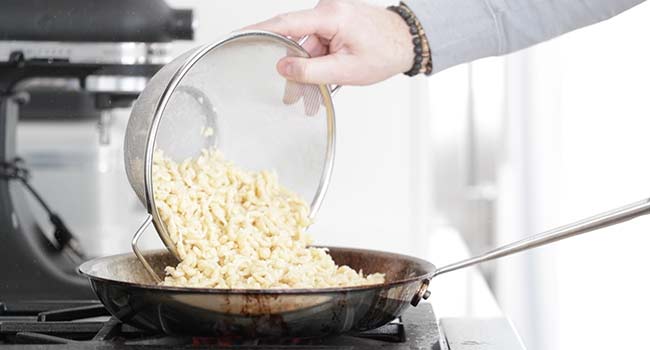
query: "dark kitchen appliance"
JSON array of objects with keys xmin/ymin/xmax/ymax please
[{"xmin": 0, "ymin": 0, "xmax": 193, "ymax": 302}]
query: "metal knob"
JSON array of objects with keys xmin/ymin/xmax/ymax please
[{"xmin": 411, "ymin": 280, "xmax": 431, "ymax": 306}]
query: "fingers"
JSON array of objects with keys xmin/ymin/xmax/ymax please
[
  {"xmin": 277, "ymin": 54, "xmax": 351, "ymax": 85},
  {"xmin": 302, "ymin": 85, "xmax": 323, "ymax": 116},
  {"xmin": 282, "ymin": 81, "xmax": 323, "ymax": 116},
  {"xmin": 244, "ymin": 9, "xmax": 338, "ymax": 40},
  {"xmin": 282, "ymin": 81, "xmax": 302, "ymax": 105}
]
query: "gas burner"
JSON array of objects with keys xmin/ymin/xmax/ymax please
[{"xmin": 0, "ymin": 301, "xmax": 442, "ymax": 349}]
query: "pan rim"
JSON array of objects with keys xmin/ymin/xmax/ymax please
[{"xmin": 78, "ymin": 246, "xmax": 437, "ymax": 294}]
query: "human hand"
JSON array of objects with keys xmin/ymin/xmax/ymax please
[
  {"xmin": 282, "ymin": 80, "xmax": 323, "ymax": 116},
  {"xmin": 245, "ymin": 0, "xmax": 414, "ymax": 86}
]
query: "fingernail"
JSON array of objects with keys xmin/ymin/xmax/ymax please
[{"xmin": 278, "ymin": 61, "xmax": 294, "ymax": 77}]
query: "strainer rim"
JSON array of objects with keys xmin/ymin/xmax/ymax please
[{"xmin": 141, "ymin": 30, "xmax": 336, "ymax": 260}]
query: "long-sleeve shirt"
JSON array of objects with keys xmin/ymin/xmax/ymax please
[{"xmin": 403, "ymin": 0, "xmax": 646, "ymax": 74}]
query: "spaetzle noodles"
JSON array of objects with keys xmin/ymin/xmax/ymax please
[{"xmin": 152, "ymin": 149, "xmax": 385, "ymax": 289}]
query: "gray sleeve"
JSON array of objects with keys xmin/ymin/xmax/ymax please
[{"xmin": 402, "ymin": 0, "xmax": 646, "ymax": 74}]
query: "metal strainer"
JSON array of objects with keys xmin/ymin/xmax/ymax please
[{"xmin": 124, "ymin": 31, "xmax": 336, "ymax": 282}]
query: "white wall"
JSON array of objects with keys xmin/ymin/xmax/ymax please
[{"xmin": 477, "ymin": 2, "xmax": 650, "ymax": 349}]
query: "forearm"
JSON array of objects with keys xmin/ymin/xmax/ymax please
[{"xmin": 404, "ymin": 0, "xmax": 646, "ymax": 74}]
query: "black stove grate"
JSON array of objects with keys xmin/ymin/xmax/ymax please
[{"xmin": 0, "ymin": 300, "xmax": 441, "ymax": 349}]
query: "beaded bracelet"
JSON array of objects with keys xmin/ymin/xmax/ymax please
[{"xmin": 387, "ymin": 2, "xmax": 432, "ymax": 76}]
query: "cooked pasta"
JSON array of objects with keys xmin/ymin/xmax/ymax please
[{"xmin": 152, "ymin": 149, "xmax": 385, "ymax": 288}]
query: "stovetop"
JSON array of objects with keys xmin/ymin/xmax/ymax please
[{"xmin": 0, "ymin": 300, "xmax": 442, "ymax": 349}]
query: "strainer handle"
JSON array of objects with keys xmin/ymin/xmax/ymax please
[
  {"xmin": 297, "ymin": 35, "xmax": 341, "ymax": 95},
  {"xmin": 131, "ymin": 214, "xmax": 163, "ymax": 283}
]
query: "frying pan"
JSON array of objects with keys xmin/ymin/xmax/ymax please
[{"xmin": 79, "ymin": 197, "xmax": 650, "ymax": 337}]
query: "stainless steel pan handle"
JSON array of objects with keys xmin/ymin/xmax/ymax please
[
  {"xmin": 410, "ymin": 197, "xmax": 650, "ymax": 306},
  {"xmin": 435, "ymin": 197, "xmax": 650, "ymax": 277}
]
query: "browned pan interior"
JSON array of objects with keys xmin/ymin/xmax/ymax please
[
  {"xmin": 79, "ymin": 247, "xmax": 436, "ymax": 336},
  {"xmin": 79, "ymin": 246, "xmax": 437, "ymax": 292}
]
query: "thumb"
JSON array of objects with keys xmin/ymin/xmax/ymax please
[{"xmin": 277, "ymin": 55, "xmax": 350, "ymax": 85}]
